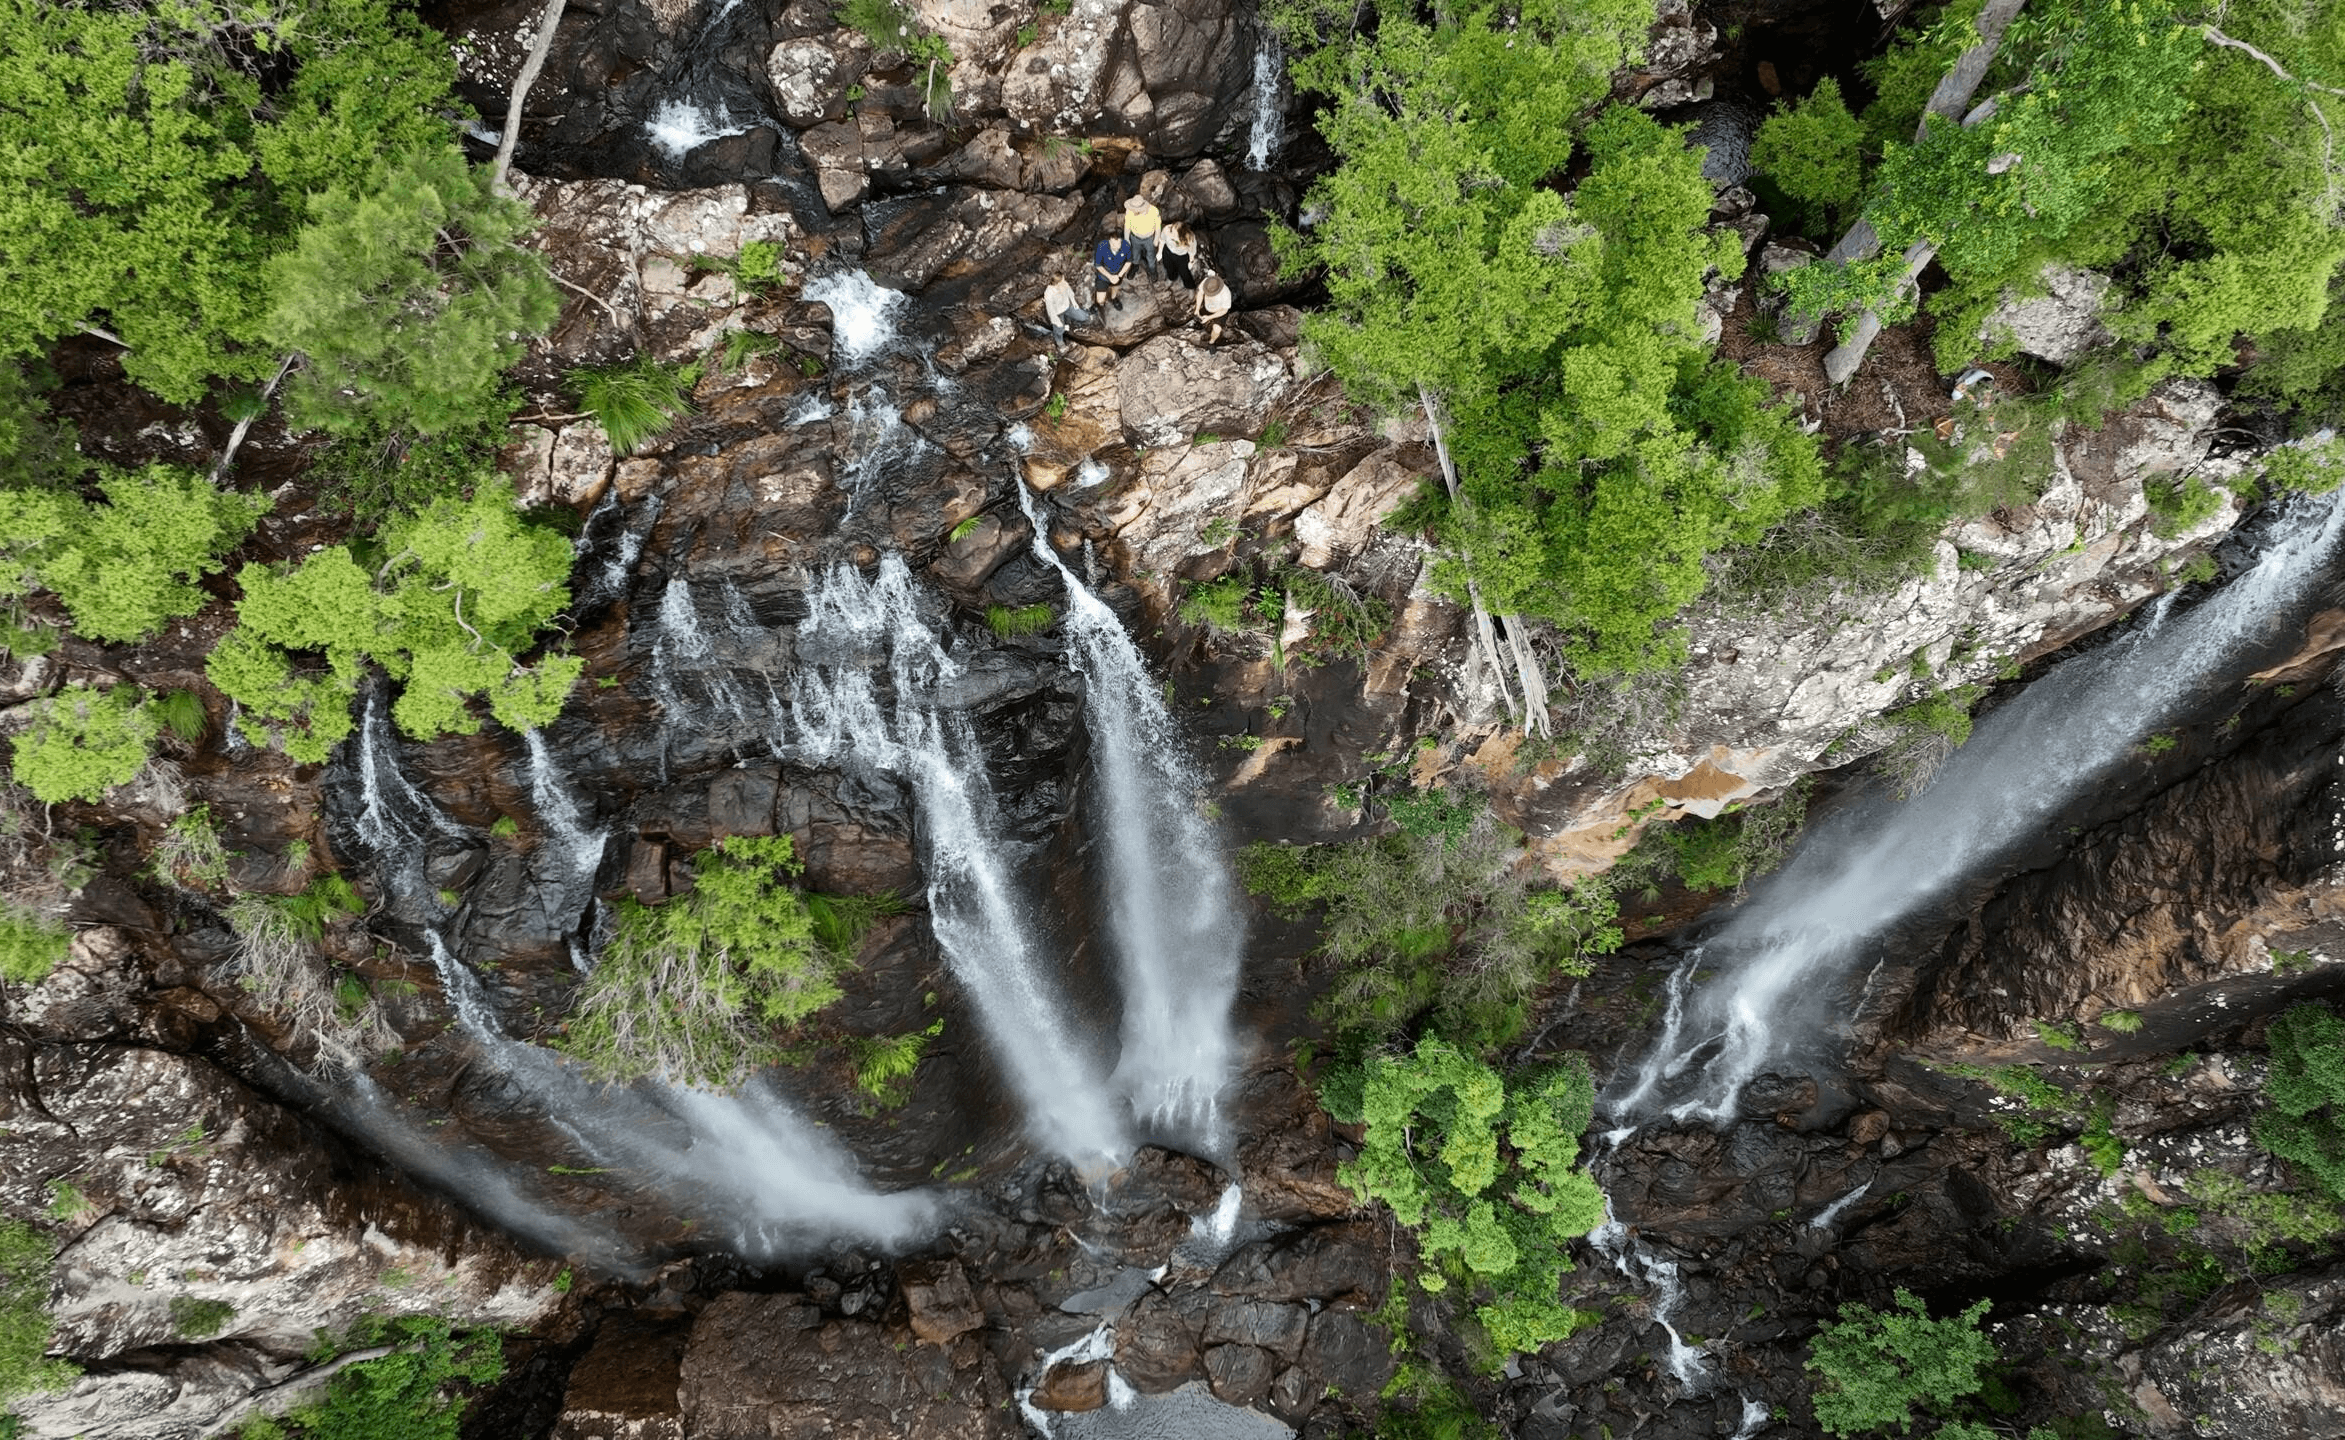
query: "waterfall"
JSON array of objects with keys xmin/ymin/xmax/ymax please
[
  {"xmin": 1613, "ymin": 494, "xmax": 2345, "ymax": 1124},
  {"xmin": 804, "ymin": 269, "xmax": 908, "ymax": 366},
  {"xmin": 524, "ymin": 729, "xmax": 608, "ymax": 895},
  {"xmin": 572, "ymin": 492, "xmax": 660, "ymax": 614},
  {"xmin": 1019, "ymin": 485, "xmax": 1244, "ymax": 1143},
  {"xmin": 353, "ymin": 685, "xmax": 455, "ymax": 852},
  {"xmin": 652, "ymin": 577, "xmax": 758, "ymax": 735},
  {"xmin": 644, "ymin": 97, "xmax": 751, "ymax": 159},
  {"xmin": 843, "ymin": 389, "xmax": 922, "ymax": 507},
  {"xmin": 1245, "ymin": 38, "xmax": 1285, "ymax": 171},
  {"xmin": 1807, "ymin": 1180, "xmax": 1871, "ymax": 1230},
  {"xmin": 788, "ymin": 554, "xmax": 1127, "ymax": 1162},
  {"xmin": 1589, "ymin": 1205, "xmax": 1709, "ymax": 1389},
  {"xmin": 424, "ymin": 930, "xmax": 500, "ymax": 1038}
]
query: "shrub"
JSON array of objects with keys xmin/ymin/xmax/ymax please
[
  {"xmin": 2255, "ymin": 1001, "xmax": 2345, "ymax": 1203},
  {"xmin": 1872, "ymin": 686, "xmax": 1982, "ymax": 799},
  {"xmin": 208, "ymin": 476, "xmax": 581, "ymax": 761},
  {"xmin": 2034, "ymin": 1020, "xmax": 2081, "ymax": 1052},
  {"xmin": 2100, "ymin": 1009, "xmax": 2144, "ymax": 1034},
  {"xmin": 153, "ymin": 689, "xmax": 208, "ymax": 745},
  {"xmin": 226, "ymin": 878, "xmax": 392, "ymax": 1072},
  {"xmin": 10, "ymin": 682, "xmax": 157, "ymax": 804},
  {"xmin": 154, "ymin": 804, "xmax": 233, "ymax": 892},
  {"xmin": 803, "ymin": 891, "xmax": 908, "ymax": 961},
  {"xmin": 558, "ymin": 836, "xmax": 845, "ymax": 1089},
  {"xmin": 1750, "ymin": 77, "xmax": 1866, "ymax": 234},
  {"xmin": 265, "ymin": 147, "xmax": 558, "ymax": 440},
  {"xmin": 0, "ymin": 1219, "xmax": 76, "ymax": 1406},
  {"xmin": 1337, "ymin": 1038, "xmax": 1607, "ymax": 1359},
  {"xmin": 1283, "ymin": 565, "xmax": 1393, "ymax": 662},
  {"xmin": 1805, "ymin": 1289, "xmax": 1995, "ymax": 1436},
  {"xmin": 2144, "ymin": 475, "xmax": 2226, "ymax": 538},
  {"xmin": 734, "ymin": 240, "xmax": 787, "ymax": 294},
  {"xmin": 169, "ymin": 1295, "xmax": 236, "ymax": 1340},
  {"xmin": 1177, "ymin": 577, "xmax": 1264, "ymax": 637},
  {"xmin": 0, "ymin": 465, "xmax": 268, "ymax": 646},
  {"xmin": 849, "ymin": 1019, "xmax": 942, "ymax": 1107},
  {"xmin": 985, "ymin": 603, "xmax": 1054, "ymax": 639},
  {"xmin": 0, "ymin": 906, "xmax": 70, "ymax": 986},
  {"xmin": 570, "ymin": 355, "xmax": 700, "ymax": 457},
  {"xmin": 287, "ymin": 1315, "xmax": 503, "ymax": 1440},
  {"xmin": 1615, "ymin": 781, "xmax": 1811, "ymax": 899},
  {"xmin": 306, "ymin": 417, "xmax": 516, "ymax": 529}
]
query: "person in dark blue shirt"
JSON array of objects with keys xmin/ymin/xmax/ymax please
[{"xmin": 1092, "ymin": 222, "xmax": 1133, "ymax": 312}]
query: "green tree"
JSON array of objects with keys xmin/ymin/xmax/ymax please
[
  {"xmin": 283, "ymin": 1315, "xmax": 503, "ymax": 1440},
  {"xmin": 264, "ymin": 146, "xmax": 557, "ymax": 439},
  {"xmin": 1336, "ymin": 1037, "xmax": 1607, "ymax": 1357},
  {"xmin": 1750, "ymin": 77, "xmax": 1866, "ymax": 234},
  {"xmin": 557, "ymin": 836, "xmax": 845, "ymax": 1089},
  {"xmin": 9, "ymin": 682, "xmax": 156, "ymax": 804},
  {"xmin": 1279, "ymin": 0, "xmax": 1823, "ymax": 673},
  {"xmin": 2256, "ymin": 1000, "xmax": 2345, "ymax": 1202},
  {"xmin": 208, "ymin": 476, "xmax": 580, "ymax": 761},
  {"xmin": 0, "ymin": 464, "xmax": 266, "ymax": 645},
  {"xmin": 1806, "ymin": 1289, "xmax": 1995, "ymax": 1435},
  {"xmin": 0, "ymin": 1219, "xmax": 75, "ymax": 1407},
  {"xmin": 0, "ymin": 0, "xmax": 465, "ymax": 404}
]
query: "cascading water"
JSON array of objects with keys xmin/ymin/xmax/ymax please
[
  {"xmin": 354, "ymin": 685, "xmax": 456, "ymax": 854},
  {"xmin": 1244, "ymin": 38, "xmax": 1285, "ymax": 171},
  {"xmin": 1019, "ymin": 485, "xmax": 1244, "ymax": 1143},
  {"xmin": 787, "ymin": 553, "xmax": 1128, "ymax": 1162},
  {"xmin": 652, "ymin": 576, "xmax": 759, "ymax": 737},
  {"xmin": 524, "ymin": 729, "xmax": 608, "ymax": 900},
  {"xmin": 804, "ymin": 269, "xmax": 908, "ymax": 367},
  {"xmin": 1588, "ymin": 1202, "xmax": 1709, "ymax": 1388},
  {"xmin": 1612, "ymin": 494, "xmax": 2345, "ymax": 1124}
]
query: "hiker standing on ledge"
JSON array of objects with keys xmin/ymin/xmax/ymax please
[
  {"xmin": 1042, "ymin": 265, "xmax": 1092, "ymax": 354},
  {"xmin": 1160, "ymin": 219, "xmax": 1201, "ymax": 289},
  {"xmin": 1193, "ymin": 272, "xmax": 1233, "ymax": 346},
  {"xmin": 1122, "ymin": 188, "xmax": 1163, "ymax": 281},
  {"xmin": 1093, "ymin": 220, "xmax": 1133, "ymax": 312}
]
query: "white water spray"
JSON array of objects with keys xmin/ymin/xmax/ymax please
[
  {"xmin": 805, "ymin": 269, "xmax": 908, "ymax": 366},
  {"xmin": 1588, "ymin": 1206, "xmax": 1709, "ymax": 1389},
  {"xmin": 354, "ymin": 687, "xmax": 456, "ymax": 851},
  {"xmin": 1244, "ymin": 39, "xmax": 1285, "ymax": 171},
  {"xmin": 789, "ymin": 554, "xmax": 1127, "ymax": 1162},
  {"xmin": 1614, "ymin": 496, "xmax": 2345, "ymax": 1123},
  {"xmin": 1020, "ymin": 485, "xmax": 1244, "ymax": 1143},
  {"xmin": 644, "ymin": 97, "xmax": 750, "ymax": 159},
  {"xmin": 524, "ymin": 730, "xmax": 607, "ymax": 891},
  {"xmin": 1808, "ymin": 1180, "xmax": 1872, "ymax": 1230}
]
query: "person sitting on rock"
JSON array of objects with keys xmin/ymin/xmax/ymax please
[
  {"xmin": 1193, "ymin": 271, "xmax": 1233, "ymax": 346},
  {"xmin": 1042, "ymin": 268, "xmax": 1093, "ymax": 353},
  {"xmin": 1160, "ymin": 220, "xmax": 1202, "ymax": 289},
  {"xmin": 1121, "ymin": 189, "xmax": 1163, "ymax": 281},
  {"xmin": 1093, "ymin": 221, "xmax": 1134, "ymax": 312}
]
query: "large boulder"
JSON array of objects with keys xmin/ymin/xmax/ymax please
[
  {"xmin": 677, "ymin": 1292, "xmax": 1020, "ymax": 1438},
  {"xmin": 1115, "ymin": 335, "xmax": 1289, "ymax": 448},
  {"xmin": 1980, "ymin": 264, "xmax": 2117, "ymax": 365}
]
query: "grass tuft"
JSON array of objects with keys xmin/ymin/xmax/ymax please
[{"xmin": 571, "ymin": 355, "xmax": 700, "ymax": 457}]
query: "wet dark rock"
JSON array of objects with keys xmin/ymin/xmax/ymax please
[
  {"xmin": 1738, "ymin": 1071, "xmax": 1818, "ymax": 1121},
  {"xmin": 1113, "ymin": 1286, "xmax": 1204, "ymax": 1392},
  {"xmin": 1201, "ymin": 1297, "xmax": 1309, "ymax": 1360},
  {"xmin": 1031, "ymin": 1357, "xmax": 1109, "ymax": 1411},
  {"xmin": 1210, "ymin": 1220, "xmax": 1386, "ymax": 1305},
  {"xmin": 553, "ymin": 1313, "xmax": 691, "ymax": 1440},
  {"xmin": 1204, "ymin": 1342, "xmax": 1277, "ymax": 1406},
  {"xmin": 1299, "ymin": 1310, "xmax": 1394, "ymax": 1398},
  {"xmin": 899, "ymin": 1258, "xmax": 984, "ymax": 1346},
  {"xmin": 677, "ymin": 1293, "xmax": 1017, "ymax": 1438}
]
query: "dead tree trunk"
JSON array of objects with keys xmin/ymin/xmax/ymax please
[
  {"xmin": 1777, "ymin": 0, "xmax": 2030, "ymax": 345},
  {"xmin": 491, "ymin": 0, "xmax": 568, "ymax": 195},
  {"xmin": 1419, "ymin": 384, "xmax": 1552, "ymax": 737}
]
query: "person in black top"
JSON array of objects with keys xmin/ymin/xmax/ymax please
[{"xmin": 1092, "ymin": 221, "xmax": 1134, "ymax": 311}]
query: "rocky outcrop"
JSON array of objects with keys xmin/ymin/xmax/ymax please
[{"xmin": 1981, "ymin": 263, "xmax": 2118, "ymax": 365}]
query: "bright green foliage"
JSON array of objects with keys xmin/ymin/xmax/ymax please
[
  {"xmin": 2080, "ymin": 1101, "xmax": 2124, "ymax": 1176},
  {"xmin": 2260, "ymin": 438, "xmax": 2345, "ymax": 496},
  {"xmin": 1750, "ymin": 78, "xmax": 1866, "ymax": 234},
  {"xmin": 2100, "ymin": 1009, "xmax": 2144, "ymax": 1034},
  {"xmin": 0, "ymin": 905, "xmax": 68, "ymax": 986},
  {"xmin": 1375, "ymin": 1379, "xmax": 1505, "ymax": 1439},
  {"xmin": 265, "ymin": 146, "xmax": 557, "ymax": 439},
  {"xmin": 803, "ymin": 891, "xmax": 908, "ymax": 962},
  {"xmin": 281, "ymin": 1315, "xmax": 502, "ymax": 1440},
  {"xmin": 155, "ymin": 803, "xmax": 233, "ymax": 892},
  {"xmin": 266, "ymin": 874, "xmax": 363, "ymax": 942},
  {"xmin": 209, "ymin": 477, "xmax": 580, "ymax": 760},
  {"xmin": 0, "ymin": 0, "xmax": 465, "ymax": 404},
  {"xmin": 985, "ymin": 603, "xmax": 1054, "ymax": 638},
  {"xmin": 1339, "ymin": 1038, "xmax": 1606, "ymax": 1358},
  {"xmin": 2256, "ymin": 1001, "xmax": 2345, "ymax": 1202},
  {"xmin": 0, "ymin": 465, "xmax": 267, "ymax": 645},
  {"xmin": 2145, "ymin": 474, "xmax": 2226, "ymax": 538},
  {"xmin": 1284, "ymin": 565, "xmax": 1394, "ymax": 661},
  {"xmin": 571, "ymin": 355, "xmax": 699, "ymax": 457},
  {"xmin": 169, "ymin": 1295, "xmax": 236, "ymax": 1340},
  {"xmin": 0, "ymin": 1219, "xmax": 75, "ymax": 1406},
  {"xmin": 1278, "ymin": 0, "xmax": 1823, "ymax": 674},
  {"xmin": 1179, "ymin": 577, "xmax": 1270, "ymax": 636},
  {"xmin": 558, "ymin": 836, "xmax": 845, "ymax": 1089},
  {"xmin": 734, "ymin": 240, "xmax": 786, "ymax": 294},
  {"xmin": 0, "ymin": 365, "xmax": 80, "ymax": 495},
  {"xmin": 1238, "ymin": 798, "xmax": 1620, "ymax": 1051},
  {"xmin": 849, "ymin": 1019, "xmax": 942, "ymax": 1106},
  {"xmin": 10, "ymin": 682, "xmax": 156, "ymax": 804},
  {"xmin": 1615, "ymin": 781, "xmax": 1810, "ymax": 898},
  {"xmin": 1806, "ymin": 1289, "xmax": 1995, "ymax": 1435},
  {"xmin": 154, "ymin": 689, "xmax": 208, "ymax": 745}
]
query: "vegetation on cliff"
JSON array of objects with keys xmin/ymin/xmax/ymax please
[
  {"xmin": 0, "ymin": 1220, "xmax": 73, "ymax": 1410},
  {"xmin": 2258, "ymin": 1000, "xmax": 2345, "ymax": 1203}
]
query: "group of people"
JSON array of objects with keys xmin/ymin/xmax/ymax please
[{"xmin": 1041, "ymin": 181, "xmax": 1234, "ymax": 353}]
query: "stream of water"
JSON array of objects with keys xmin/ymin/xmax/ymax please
[
  {"xmin": 1611, "ymin": 493, "xmax": 2345, "ymax": 1123},
  {"xmin": 1020, "ymin": 484, "xmax": 1245, "ymax": 1146}
]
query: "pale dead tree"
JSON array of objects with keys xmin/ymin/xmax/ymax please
[
  {"xmin": 207, "ymin": 352, "xmax": 296, "ymax": 485},
  {"xmin": 491, "ymin": 0, "xmax": 570, "ymax": 196},
  {"xmin": 1778, "ymin": 0, "xmax": 2031, "ymax": 348},
  {"xmin": 1417, "ymin": 383, "xmax": 1553, "ymax": 737}
]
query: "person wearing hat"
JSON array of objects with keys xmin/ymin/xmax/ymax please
[
  {"xmin": 1193, "ymin": 271, "xmax": 1233, "ymax": 346},
  {"xmin": 1159, "ymin": 220, "xmax": 1202, "ymax": 289},
  {"xmin": 1042, "ymin": 264, "xmax": 1093, "ymax": 353},
  {"xmin": 1121, "ymin": 189, "xmax": 1163, "ymax": 281},
  {"xmin": 1092, "ymin": 219, "xmax": 1134, "ymax": 311}
]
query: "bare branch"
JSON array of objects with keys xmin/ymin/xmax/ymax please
[
  {"xmin": 551, "ymin": 271, "xmax": 625, "ymax": 331},
  {"xmin": 209, "ymin": 352, "xmax": 298, "ymax": 485},
  {"xmin": 491, "ymin": 0, "xmax": 569, "ymax": 194}
]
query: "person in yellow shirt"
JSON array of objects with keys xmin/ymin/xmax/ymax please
[{"xmin": 1121, "ymin": 190, "xmax": 1163, "ymax": 281}]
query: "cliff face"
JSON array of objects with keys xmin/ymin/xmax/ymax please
[{"xmin": 5, "ymin": 0, "xmax": 2342, "ymax": 1437}]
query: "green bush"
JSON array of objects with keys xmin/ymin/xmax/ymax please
[
  {"xmin": 0, "ymin": 465, "xmax": 268, "ymax": 646},
  {"xmin": 2099, "ymin": 1009, "xmax": 2144, "ymax": 1034},
  {"xmin": 10, "ymin": 682, "xmax": 157, "ymax": 804},
  {"xmin": 154, "ymin": 804, "xmax": 233, "ymax": 892},
  {"xmin": 208, "ymin": 476, "xmax": 581, "ymax": 760},
  {"xmin": 848, "ymin": 1019, "xmax": 942, "ymax": 1106},
  {"xmin": 1177, "ymin": 577, "xmax": 1264, "ymax": 636},
  {"xmin": 265, "ymin": 147, "xmax": 557, "ymax": 440},
  {"xmin": 1283, "ymin": 565, "xmax": 1393, "ymax": 662},
  {"xmin": 558, "ymin": 836, "xmax": 845, "ymax": 1089},
  {"xmin": 2256, "ymin": 1001, "xmax": 2345, "ymax": 1203},
  {"xmin": 306, "ymin": 416, "xmax": 516, "ymax": 529},
  {"xmin": 985, "ymin": 603, "xmax": 1054, "ymax": 639},
  {"xmin": 1750, "ymin": 77, "xmax": 1866, "ymax": 234},
  {"xmin": 1805, "ymin": 1289, "xmax": 1995, "ymax": 1435},
  {"xmin": 734, "ymin": 240, "xmax": 787, "ymax": 294},
  {"xmin": 570, "ymin": 355, "xmax": 699, "ymax": 458},
  {"xmin": 1615, "ymin": 781, "xmax": 1811, "ymax": 898},
  {"xmin": 1338, "ymin": 1038, "xmax": 1607, "ymax": 1359},
  {"xmin": 2144, "ymin": 474, "xmax": 2226, "ymax": 538},
  {"xmin": 169, "ymin": 1295, "xmax": 236, "ymax": 1341},
  {"xmin": 0, "ymin": 1219, "xmax": 75, "ymax": 1407},
  {"xmin": 281, "ymin": 1315, "xmax": 502, "ymax": 1440},
  {"xmin": 0, "ymin": 906, "xmax": 70, "ymax": 986}
]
